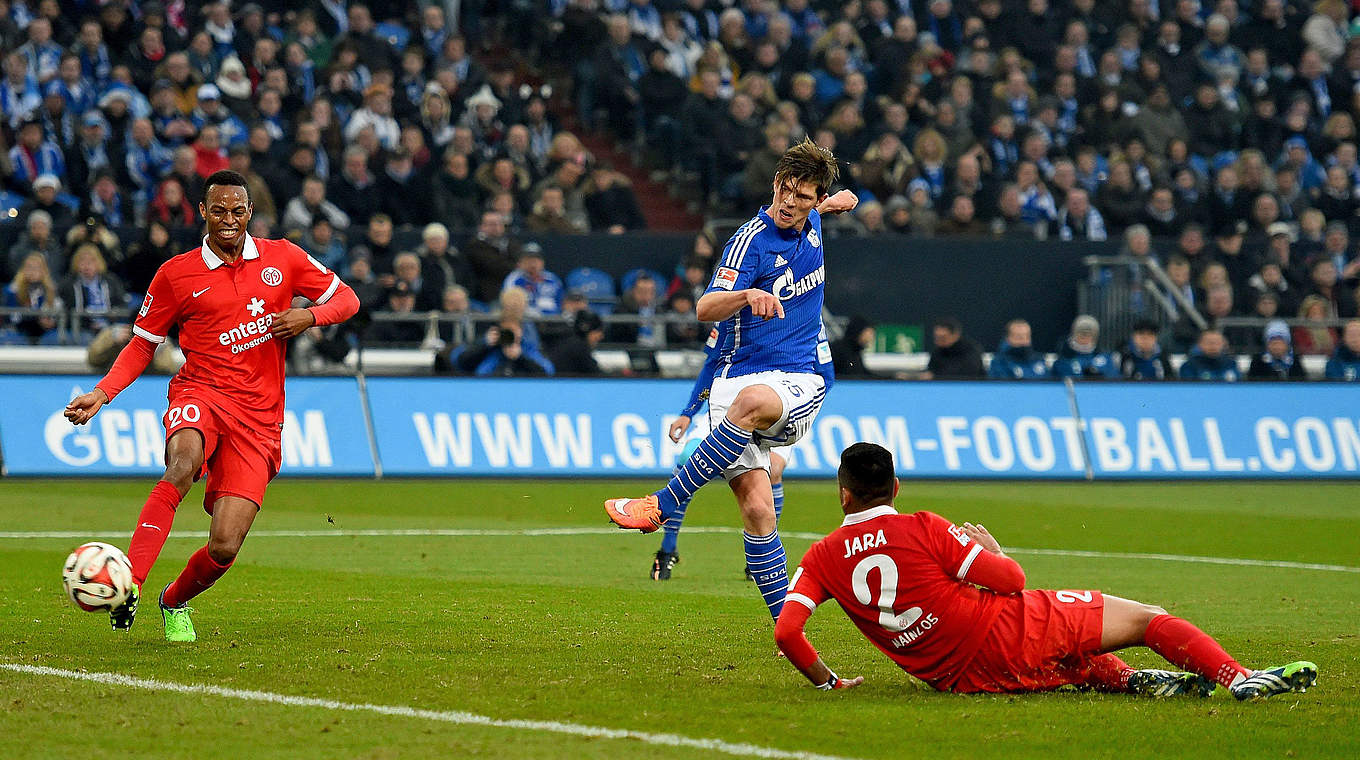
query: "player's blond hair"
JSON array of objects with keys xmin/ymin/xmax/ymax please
[{"xmin": 773, "ymin": 138, "xmax": 839, "ymax": 197}]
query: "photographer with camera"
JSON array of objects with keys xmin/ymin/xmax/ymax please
[{"xmin": 452, "ymin": 287, "xmax": 554, "ymax": 376}]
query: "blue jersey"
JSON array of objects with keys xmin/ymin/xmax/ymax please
[
  {"xmin": 680, "ymin": 320, "xmax": 835, "ymax": 419},
  {"xmin": 707, "ymin": 207, "xmax": 826, "ymax": 378}
]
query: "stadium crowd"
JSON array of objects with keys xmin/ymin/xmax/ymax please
[{"xmin": 0, "ymin": 0, "xmax": 1358, "ymax": 379}]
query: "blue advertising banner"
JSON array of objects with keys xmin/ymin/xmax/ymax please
[
  {"xmin": 365, "ymin": 378, "xmax": 1079, "ymax": 478},
  {"xmin": 1071, "ymin": 384, "xmax": 1360, "ymax": 478},
  {"xmin": 0, "ymin": 375, "xmax": 374, "ymax": 476}
]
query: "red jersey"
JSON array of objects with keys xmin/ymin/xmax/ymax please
[
  {"xmin": 123, "ymin": 234, "xmax": 347, "ymax": 432},
  {"xmin": 786, "ymin": 507, "xmax": 1014, "ymax": 688}
]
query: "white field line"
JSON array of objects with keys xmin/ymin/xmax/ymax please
[
  {"xmin": 0, "ymin": 664, "xmax": 859, "ymax": 760},
  {"xmin": 2, "ymin": 526, "xmax": 1357, "ymax": 574}
]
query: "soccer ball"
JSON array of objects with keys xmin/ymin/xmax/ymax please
[{"xmin": 62, "ymin": 542, "xmax": 134, "ymax": 612}]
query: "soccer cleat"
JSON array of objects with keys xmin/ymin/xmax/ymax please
[
  {"xmin": 1127, "ymin": 669, "xmax": 1215, "ymax": 698},
  {"xmin": 159, "ymin": 585, "xmax": 197, "ymax": 643},
  {"xmin": 109, "ymin": 582, "xmax": 140, "ymax": 632},
  {"xmin": 744, "ymin": 564, "xmax": 755, "ymax": 582},
  {"xmin": 604, "ymin": 495, "xmax": 662, "ymax": 533},
  {"xmin": 650, "ymin": 550, "xmax": 679, "ymax": 581},
  {"xmin": 1231, "ymin": 661, "xmax": 1318, "ymax": 701}
]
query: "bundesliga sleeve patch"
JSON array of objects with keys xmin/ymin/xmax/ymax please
[
  {"xmin": 138, "ymin": 293, "xmax": 153, "ymax": 317},
  {"xmin": 713, "ymin": 267, "xmax": 739, "ymax": 290}
]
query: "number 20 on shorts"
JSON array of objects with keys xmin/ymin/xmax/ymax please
[{"xmin": 167, "ymin": 403, "xmax": 201, "ymax": 429}]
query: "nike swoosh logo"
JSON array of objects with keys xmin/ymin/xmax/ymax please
[
  {"xmin": 139, "ymin": 523, "xmax": 162, "ymax": 532},
  {"xmin": 192, "ymin": 287, "xmax": 211, "ymax": 298}
]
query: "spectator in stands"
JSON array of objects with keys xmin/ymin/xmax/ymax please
[
  {"xmin": 1248, "ymin": 320, "xmax": 1307, "ymax": 381},
  {"xmin": 350, "ymin": 213, "xmax": 398, "ymax": 286},
  {"xmin": 1325, "ymin": 319, "xmax": 1360, "ymax": 380},
  {"xmin": 59, "ymin": 243, "xmax": 127, "ymax": 341},
  {"xmin": 299, "ymin": 217, "xmax": 348, "ymax": 275},
  {"xmin": 1306, "ymin": 258, "xmax": 1359, "ymax": 319},
  {"xmin": 457, "ymin": 287, "xmax": 553, "ymax": 376},
  {"xmin": 283, "ymin": 175, "xmax": 351, "ymax": 234},
  {"xmin": 1052, "ymin": 188, "xmax": 1107, "ymax": 241},
  {"xmin": 503, "ymin": 243, "xmax": 564, "ymax": 317},
  {"xmin": 8, "ymin": 209, "xmax": 64, "ymax": 278},
  {"xmin": 8, "ymin": 118, "xmax": 64, "ymax": 191},
  {"xmin": 415, "ymin": 222, "xmax": 474, "ymax": 304},
  {"xmin": 15, "ymin": 174, "xmax": 73, "ymax": 231},
  {"xmin": 1052, "ymin": 315, "xmax": 1119, "ymax": 379},
  {"xmin": 1121, "ymin": 319, "xmax": 1173, "ymax": 380},
  {"xmin": 3, "ymin": 253, "xmax": 60, "ymax": 344},
  {"xmin": 924, "ymin": 316, "xmax": 984, "ymax": 379},
  {"xmin": 584, "ymin": 164, "xmax": 646, "ymax": 233},
  {"xmin": 345, "ymin": 252, "xmax": 385, "ymax": 313},
  {"xmin": 465, "ymin": 211, "xmax": 522, "ymax": 303},
  {"xmin": 548, "ymin": 309, "xmax": 605, "ymax": 376},
  {"xmin": 935, "ymin": 195, "xmax": 987, "ymax": 237},
  {"xmin": 392, "ymin": 252, "xmax": 440, "ymax": 312},
  {"xmin": 831, "ymin": 315, "xmax": 886, "ymax": 379},
  {"xmin": 369, "ymin": 281, "xmax": 427, "ymax": 345},
  {"xmin": 1248, "ymin": 255, "xmax": 1301, "ymax": 317},
  {"xmin": 330, "ymin": 145, "xmax": 381, "ymax": 226},
  {"xmin": 1179, "ymin": 329, "xmax": 1241, "ymax": 381},
  {"xmin": 1293, "ymin": 294, "xmax": 1339, "ymax": 356},
  {"xmin": 526, "ymin": 185, "xmax": 585, "ymax": 235},
  {"xmin": 432, "ymin": 150, "xmax": 483, "ymax": 234},
  {"xmin": 122, "ymin": 220, "xmax": 174, "ymax": 298},
  {"xmin": 610, "ymin": 271, "xmax": 662, "ymax": 346},
  {"xmin": 988, "ymin": 318, "xmax": 1050, "ymax": 379}
]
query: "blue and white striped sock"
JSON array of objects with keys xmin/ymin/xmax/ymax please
[
  {"xmin": 659, "ymin": 496, "xmax": 688, "ymax": 554},
  {"xmin": 744, "ymin": 529, "xmax": 789, "ymax": 620},
  {"xmin": 655, "ymin": 419, "xmax": 752, "ymax": 518},
  {"xmin": 771, "ymin": 482, "xmax": 784, "ymax": 524}
]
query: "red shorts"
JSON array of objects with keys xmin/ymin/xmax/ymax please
[
  {"xmin": 164, "ymin": 393, "xmax": 281, "ymax": 513},
  {"xmin": 950, "ymin": 589, "xmax": 1106, "ymax": 693}
]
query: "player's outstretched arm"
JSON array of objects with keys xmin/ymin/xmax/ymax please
[
  {"xmin": 65, "ymin": 335, "xmax": 158, "ymax": 424},
  {"xmin": 696, "ymin": 289, "xmax": 784, "ymax": 322},
  {"xmin": 775, "ymin": 601, "xmax": 863, "ymax": 690}
]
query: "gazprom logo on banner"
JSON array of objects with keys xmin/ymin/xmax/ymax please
[
  {"xmin": 1, "ymin": 376, "xmax": 372, "ymax": 476},
  {"xmin": 40, "ymin": 386, "xmax": 336, "ymax": 469}
]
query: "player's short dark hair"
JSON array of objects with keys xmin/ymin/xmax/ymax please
[
  {"xmin": 838, "ymin": 443, "xmax": 895, "ymax": 506},
  {"xmin": 203, "ymin": 170, "xmax": 250, "ymax": 202},
  {"xmin": 774, "ymin": 138, "xmax": 839, "ymax": 197}
]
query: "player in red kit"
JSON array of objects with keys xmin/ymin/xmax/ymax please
[
  {"xmin": 63, "ymin": 170, "xmax": 360, "ymax": 642},
  {"xmin": 775, "ymin": 443, "xmax": 1318, "ymax": 701}
]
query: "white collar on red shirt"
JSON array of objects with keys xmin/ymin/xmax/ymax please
[
  {"xmin": 841, "ymin": 504, "xmax": 897, "ymax": 527},
  {"xmin": 200, "ymin": 233, "xmax": 260, "ymax": 270}
]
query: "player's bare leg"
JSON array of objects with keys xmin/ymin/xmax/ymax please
[
  {"xmin": 1099, "ymin": 594, "xmax": 1316, "ymax": 699},
  {"xmin": 606, "ymin": 385, "xmax": 783, "ymax": 532},
  {"xmin": 160, "ymin": 495, "xmax": 258, "ymax": 642},
  {"xmin": 728, "ymin": 467, "xmax": 789, "ymax": 620},
  {"xmin": 110, "ymin": 429, "xmax": 204, "ymax": 632}
]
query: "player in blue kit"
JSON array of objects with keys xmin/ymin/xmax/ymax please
[
  {"xmin": 652, "ymin": 320, "xmax": 835, "ymax": 581},
  {"xmin": 607, "ymin": 138, "xmax": 857, "ymax": 620}
]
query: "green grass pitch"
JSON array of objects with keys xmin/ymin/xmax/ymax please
[{"xmin": 1, "ymin": 479, "xmax": 1357, "ymax": 759}]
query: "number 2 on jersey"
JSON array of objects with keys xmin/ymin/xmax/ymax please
[
  {"xmin": 851, "ymin": 554, "xmax": 923, "ymax": 632},
  {"xmin": 1055, "ymin": 590, "xmax": 1093, "ymax": 604}
]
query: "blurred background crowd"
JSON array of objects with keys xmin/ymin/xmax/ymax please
[{"xmin": 1, "ymin": 0, "xmax": 1358, "ymax": 380}]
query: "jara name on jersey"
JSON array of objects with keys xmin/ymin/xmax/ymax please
[{"xmin": 843, "ymin": 529, "xmax": 888, "ymax": 558}]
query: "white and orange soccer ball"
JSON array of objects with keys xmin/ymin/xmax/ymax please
[{"xmin": 62, "ymin": 542, "xmax": 133, "ymax": 612}]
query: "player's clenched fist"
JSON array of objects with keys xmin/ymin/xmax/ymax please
[
  {"xmin": 668, "ymin": 415, "xmax": 692, "ymax": 443},
  {"xmin": 64, "ymin": 387, "xmax": 110, "ymax": 426},
  {"xmin": 269, "ymin": 308, "xmax": 317, "ymax": 339},
  {"xmin": 744, "ymin": 289, "xmax": 785, "ymax": 319}
]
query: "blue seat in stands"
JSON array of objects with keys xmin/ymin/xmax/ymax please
[{"xmin": 566, "ymin": 267, "xmax": 616, "ymax": 314}]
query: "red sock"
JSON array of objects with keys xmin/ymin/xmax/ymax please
[
  {"xmin": 162, "ymin": 545, "xmax": 232, "ymax": 608},
  {"xmin": 1144, "ymin": 614, "xmax": 1249, "ymax": 689},
  {"xmin": 127, "ymin": 481, "xmax": 182, "ymax": 586},
  {"xmin": 1084, "ymin": 653, "xmax": 1136, "ymax": 692}
]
